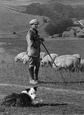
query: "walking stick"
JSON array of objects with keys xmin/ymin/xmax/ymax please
[
  {"xmin": 41, "ymin": 42, "xmax": 66, "ymax": 84},
  {"xmin": 41, "ymin": 42, "xmax": 57, "ymax": 68}
]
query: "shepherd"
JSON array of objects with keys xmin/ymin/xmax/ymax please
[{"xmin": 26, "ymin": 19, "xmax": 44, "ymax": 84}]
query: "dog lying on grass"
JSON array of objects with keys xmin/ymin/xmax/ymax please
[{"xmin": 1, "ymin": 87, "xmax": 38, "ymax": 107}]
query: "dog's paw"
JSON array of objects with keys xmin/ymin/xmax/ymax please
[{"xmin": 32, "ymin": 100, "xmax": 38, "ymax": 105}]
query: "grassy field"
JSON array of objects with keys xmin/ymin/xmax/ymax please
[
  {"xmin": 1, "ymin": 0, "xmax": 84, "ymax": 114},
  {"xmin": 0, "ymin": 38, "xmax": 84, "ymax": 114}
]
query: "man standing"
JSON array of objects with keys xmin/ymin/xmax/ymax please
[{"xmin": 26, "ymin": 19, "xmax": 44, "ymax": 84}]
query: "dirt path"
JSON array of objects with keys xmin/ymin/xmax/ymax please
[{"xmin": 0, "ymin": 83, "xmax": 84, "ymax": 95}]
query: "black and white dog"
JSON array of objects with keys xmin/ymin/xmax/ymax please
[{"xmin": 1, "ymin": 87, "xmax": 37, "ymax": 107}]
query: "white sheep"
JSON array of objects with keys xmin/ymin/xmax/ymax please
[
  {"xmin": 72, "ymin": 54, "xmax": 81, "ymax": 69},
  {"xmin": 72, "ymin": 54, "xmax": 81, "ymax": 61},
  {"xmin": 52, "ymin": 55, "xmax": 80, "ymax": 71},
  {"xmin": 15, "ymin": 52, "xmax": 26, "ymax": 62},
  {"xmin": 40, "ymin": 52, "xmax": 46, "ymax": 60},
  {"xmin": 15, "ymin": 52, "xmax": 29, "ymax": 64},
  {"xmin": 40, "ymin": 53, "xmax": 58, "ymax": 67},
  {"xmin": 79, "ymin": 59, "xmax": 84, "ymax": 71},
  {"xmin": 22, "ymin": 54, "xmax": 29, "ymax": 64}
]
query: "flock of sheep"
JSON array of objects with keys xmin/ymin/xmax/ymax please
[{"xmin": 15, "ymin": 51, "xmax": 84, "ymax": 72}]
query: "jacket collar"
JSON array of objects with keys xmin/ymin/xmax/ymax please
[{"xmin": 30, "ymin": 28, "xmax": 37, "ymax": 34}]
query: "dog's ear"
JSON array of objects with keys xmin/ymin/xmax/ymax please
[
  {"xmin": 25, "ymin": 88, "xmax": 30, "ymax": 92},
  {"xmin": 34, "ymin": 86, "xmax": 38, "ymax": 91}
]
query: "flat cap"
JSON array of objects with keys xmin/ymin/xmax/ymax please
[{"xmin": 29, "ymin": 19, "xmax": 39, "ymax": 25}]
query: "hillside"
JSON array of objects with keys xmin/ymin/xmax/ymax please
[
  {"xmin": 0, "ymin": 0, "xmax": 84, "ymax": 6},
  {"xmin": 0, "ymin": 5, "xmax": 49, "ymax": 38},
  {"xmin": 19, "ymin": 2, "xmax": 84, "ymax": 36},
  {"xmin": 0, "ymin": 0, "xmax": 51, "ymax": 6},
  {"xmin": 1, "ymin": 0, "xmax": 84, "ymax": 37},
  {"xmin": 50, "ymin": 0, "xmax": 84, "ymax": 6}
]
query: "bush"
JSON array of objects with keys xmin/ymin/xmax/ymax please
[
  {"xmin": 45, "ymin": 18, "xmax": 73, "ymax": 35},
  {"xmin": 24, "ymin": 3, "xmax": 43, "ymax": 15}
]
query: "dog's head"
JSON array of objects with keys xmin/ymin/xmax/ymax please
[{"xmin": 21, "ymin": 87, "xmax": 37, "ymax": 100}]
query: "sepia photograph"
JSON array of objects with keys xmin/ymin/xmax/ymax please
[{"xmin": 0, "ymin": 0, "xmax": 84, "ymax": 115}]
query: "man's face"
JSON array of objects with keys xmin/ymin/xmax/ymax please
[{"xmin": 31, "ymin": 24, "xmax": 39, "ymax": 29}]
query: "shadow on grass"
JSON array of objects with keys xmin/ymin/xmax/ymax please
[
  {"xmin": 38, "ymin": 80, "xmax": 84, "ymax": 85},
  {"xmin": 0, "ymin": 102, "xmax": 68, "ymax": 108},
  {"xmin": 33, "ymin": 102, "xmax": 68, "ymax": 108}
]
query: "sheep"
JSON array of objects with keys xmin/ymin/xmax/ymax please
[
  {"xmin": 79, "ymin": 59, "xmax": 84, "ymax": 71},
  {"xmin": 72, "ymin": 54, "xmax": 81, "ymax": 61},
  {"xmin": 62, "ymin": 29, "xmax": 76, "ymax": 38},
  {"xmin": 52, "ymin": 55, "xmax": 80, "ymax": 72},
  {"xmin": 40, "ymin": 53, "xmax": 58, "ymax": 67},
  {"xmin": 72, "ymin": 54, "xmax": 81, "ymax": 70},
  {"xmin": 15, "ymin": 52, "xmax": 29, "ymax": 64},
  {"xmin": 15, "ymin": 52, "xmax": 26, "ymax": 62},
  {"xmin": 40, "ymin": 52, "xmax": 46, "ymax": 60},
  {"xmin": 22, "ymin": 54, "xmax": 29, "ymax": 64}
]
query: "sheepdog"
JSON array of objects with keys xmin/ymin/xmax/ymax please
[{"xmin": 1, "ymin": 87, "xmax": 37, "ymax": 107}]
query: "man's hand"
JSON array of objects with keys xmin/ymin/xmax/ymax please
[{"xmin": 39, "ymin": 38, "xmax": 44, "ymax": 42}]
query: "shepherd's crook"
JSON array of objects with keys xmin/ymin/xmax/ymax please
[
  {"xmin": 41, "ymin": 42, "xmax": 57, "ymax": 68},
  {"xmin": 41, "ymin": 42, "xmax": 66, "ymax": 84}
]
